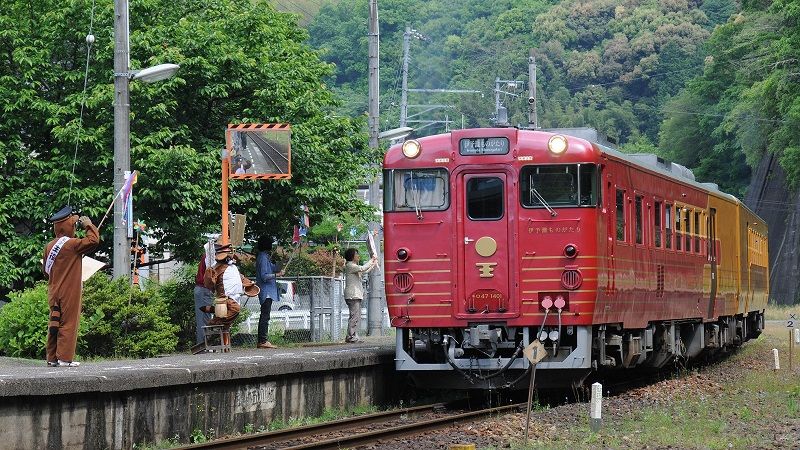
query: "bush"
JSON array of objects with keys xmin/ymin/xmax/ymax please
[
  {"xmin": 81, "ymin": 276, "xmax": 179, "ymax": 358},
  {"xmin": 0, "ymin": 283, "xmax": 49, "ymax": 358},
  {"xmin": 0, "ymin": 282, "xmax": 97, "ymax": 359},
  {"xmin": 159, "ymin": 265, "xmax": 197, "ymax": 350}
]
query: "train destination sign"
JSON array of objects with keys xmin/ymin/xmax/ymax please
[{"xmin": 459, "ymin": 137, "xmax": 509, "ymax": 156}]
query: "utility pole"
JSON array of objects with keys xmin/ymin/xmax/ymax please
[
  {"xmin": 493, "ymin": 78, "xmax": 524, "ymax": 126},
  {"xmin": 366, "ymin": 0, "xmax": 383, "ymax": 336},
  {"xmin": 528, "ymin": 49, "xmax": 538, "ymax": 129},
  {"xmin": 400, "ymin": 25, "xmax": 410, "ymax": 128},
  {"xmin": 400, "ymin": 26, "xmax": 428, "ymax": 129},
  {"xmin": 113, "ymin": 0, "xmax": 131, "ymax": 279}
]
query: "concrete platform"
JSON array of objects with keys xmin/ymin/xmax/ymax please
[{"xmin": 0, "ymin": 338, "xmax": 398, "ymax": 449}]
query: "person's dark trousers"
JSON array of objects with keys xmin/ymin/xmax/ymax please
[{"xmin": 258, "ymin": 299, "xmax": 273, "ymax": 344}]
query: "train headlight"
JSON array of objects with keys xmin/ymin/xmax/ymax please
[
  {"xmin": 402, "ymin": 139, "xmax": 422, "ymax": 158},
  {"xmin": 396, "ymin": 248, "xmax": 410, "ymax": 261},
  {"xmin": 547, "ymin": 135, "xmax": 568, "ymax": 155},
  {"xmin": 564, "ymin": 244, "xmax": 578, "ymax": 258}
]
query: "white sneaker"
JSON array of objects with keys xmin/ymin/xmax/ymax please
[{"xmin": 57, "ymin": 360, "xmax": 80, "ymax": 367}]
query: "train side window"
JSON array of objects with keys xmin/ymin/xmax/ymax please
[
  {"xmin": 467, "ymin": 177, "xmax": 503, "ymax": 220},
  {"xmin": 665, "ymin": 203, "xmax": 672, "ymax": 249},
  {"xmin": 635, "ymin": 195, "xmax": 643, "ymax": 245},
  {"xmin": 675, "ymin": 205, "xmax": 682, "ymax": 251},
  {"xmin": 684, "ymin": 209, "xmax": 691, "ymax": 252},
  {"xmin": 578, "ymin": 164, "xmax": 598, "ymax": 206},
  {"xmin": 654, "ymin": 201, "xmax": 662, "ymax": 248},
  {"xmin": 385, "ymin": 168, "xmax": 449, "ymax": 212},
  {"xmin": 616, "ymin": 189, "xmax": 625, "ymax": 241},
  {"xmin": 694, "ymin": 211, "xmax": 701, "ymax": 254}
]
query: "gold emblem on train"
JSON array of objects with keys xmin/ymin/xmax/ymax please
[
  {"xmin": 475, "ymin": 236, "xmax": 497, "ymax": 257},
  {"xmin": 476, "ymin": 262, "xmax": 497, "ymax": 278}
]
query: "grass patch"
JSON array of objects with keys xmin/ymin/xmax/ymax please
[
  {"xmin": 513, "ymin": 325, "xmax": 800, "ymax": 449},
  {"xmin": 266, "ymin": 404, "xmax": 379, "ymax": 432},
  {"xmin": 765, "ymin": 302, "xmax": 800, "ymax": 321}
]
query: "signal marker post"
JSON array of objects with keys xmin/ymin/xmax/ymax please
[
  {"xmin": 523, "ymin": 340, "xmax": 546, "ymax": 444},
  {"xmin": 788, "ymin": 314, "xmax": 798, "ymax": 371},
  {"xmin": 590, "ymin": 382, "xmax": 603, "ymax": 432}
]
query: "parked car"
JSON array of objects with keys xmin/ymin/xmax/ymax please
[
  {"xmin": 242, "ymin": 279, "xmax": 297, "ymax": 312},
  {"xmin": 273, "ymin": 280, "xmax": 297, "ymax": 311}
]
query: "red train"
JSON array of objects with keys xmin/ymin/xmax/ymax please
[{"xmin": 382, "ymin": 127, "xmax": 768, "ymax": 389}]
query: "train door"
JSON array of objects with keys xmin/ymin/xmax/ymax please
[
  {"xmin": 707, "ymin": 208, "xmax": 717, "ymax": 318},
  {"xmin": 457, "ymin": 170, "xmax": 514, "ymax": 317}
]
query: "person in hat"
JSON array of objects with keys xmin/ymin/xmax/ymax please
[
  {"xmin": 255, "ymin": 237, "xmax": 284, "ymax": 349},
  {"xmin": 201, "ymin": 243, "xmax": 258, "ymax": 345},
  {"xmin": 42, "ymin": 206, "xmax": 100, "ymax": 367}
]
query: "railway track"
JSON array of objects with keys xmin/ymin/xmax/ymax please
[{"xmin": 175, "ymin": 402, "xmax": 523, "ymax": 450}]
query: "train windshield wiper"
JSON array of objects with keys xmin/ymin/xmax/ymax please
[
  {"xmin": 531, "ymin": 186, "xmax": 557, "ymax": 217},
  {"xmin": 410, "ymin": 171, "xmax": 424, "ymax": 220}
]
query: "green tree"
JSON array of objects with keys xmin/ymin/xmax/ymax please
[{"xmin": 0, "ymin": 0, "xmax": 380, "ymax": 293}]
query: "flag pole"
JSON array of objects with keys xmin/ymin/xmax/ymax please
[{"xmin": 98, "ymin": 187, "xmax": 125, "ymax": 229}]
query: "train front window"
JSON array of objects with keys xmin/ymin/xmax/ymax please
[
  {"xmin": 467, "ymin": 177, "xmax": 504, "ymax": 220},
  {"xmin": 383, "ymin": 168, "xmax": 449, "ymax": 212},
  {"xmin": 520, "ymin": 164, "xmax": 598, "ymax": 208}
]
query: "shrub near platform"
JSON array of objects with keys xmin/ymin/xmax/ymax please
[
  {"xmin": 81, "ymin": 276, "xmax": 179, "ymax": 358},
  {"xmin": 0, "ymin": 283, "xmax": 96, "ymax": 359}
]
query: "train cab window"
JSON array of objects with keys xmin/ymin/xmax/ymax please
[
  {"xmin": 616, "ymin": 189, "xmax": 625, "ymax": 242},
  {"xmin": 520, "ymin": 164, "xmax": 598, "ymax": 208},
  {"xmin": 383, "ymin": 168, "xmax": 449, "ymax": 212},
  {"xmin": 654, "ymin": 201, "xmax": 662, "ymax": 248},
  {"xmin": 635, "ymin": 195, "xmax": 643, "ymax": 245},
  {"xmin": 467, "ymin": 177, "xmax": 503, "ymax": 220},
  {"xmin": 684, "ymin": 209, "xmax": 691, "ymax": 252},
  {"xmin": 675, "ymin": 206, "xmax": 682, "ymax": 251},
  {"xmin": 694, "ymin": 211, "xmax": 701, "ymax": 254},
  {"xmin": 665, "ymin": 203, "xmax": 672, "ymax": 249}
]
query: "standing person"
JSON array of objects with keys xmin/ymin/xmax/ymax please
[
  {"xmin": 42, "ymin": 206, "xmax": 100, "ymax": 367},
  {"xmin": 193, "ymin": 254, "xmax": 213, "ymax": 345},
  {"xmin": 255, "ymin": 237, "xmax": 283, "ymax": 349},
  {"xmin": 343, "ymin": 248, "xmax": 378, "ymax": 343}
]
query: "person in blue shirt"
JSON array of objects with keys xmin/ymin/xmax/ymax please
[{"xmin": 255, "ymin": 237, "xmax": 283, "ymax": 349}]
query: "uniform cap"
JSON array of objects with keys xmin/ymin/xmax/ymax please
[{"xmin": 49, "ymin": 206, "xmax": 74, "ymax": 223}]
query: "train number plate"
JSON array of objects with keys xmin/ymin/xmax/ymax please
[{"xmin": 467, "ymin": 289, "xmax": 506, "ymax": 313}]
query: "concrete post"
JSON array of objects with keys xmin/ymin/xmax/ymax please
[
  {"xmin": 366, "ymin": 0, "xmax": 384, "ymax": 336},
  {"xmin": 113, "ymin": 0, "xmax": 131, "ymax": 279}
]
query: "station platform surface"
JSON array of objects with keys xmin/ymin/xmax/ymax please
[{"xmin": 0, "ymin": 336, "xmax": 395, "ymax": 397}]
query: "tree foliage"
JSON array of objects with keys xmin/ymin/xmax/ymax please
[
  {"xmin": 309, "ymin": 0, "xmax": 717, "ymax": 144},
  {"xmin": 659, "ymin": 1, "xmax": 800, "ymax": 194},
  {"xmin": 0, "ymin": 0, "xmax": 379, "ymax": 293}
]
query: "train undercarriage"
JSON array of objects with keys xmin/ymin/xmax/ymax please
[{"xmin": 397, "ymin": 311, "xmax": 765, "ymax": 390}]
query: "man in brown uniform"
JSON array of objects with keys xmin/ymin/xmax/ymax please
[{"xmin": 42, "ymin": 206, "xmax": 100, "ymax": 367}]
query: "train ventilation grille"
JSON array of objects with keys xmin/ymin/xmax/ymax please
[
  {"xmin": 393, "ymin": 273, "xmax": 414, "ymax": 293},
  {"xmin": 561, "ymin": 269, "xmax": 582, "ymax": 290}
]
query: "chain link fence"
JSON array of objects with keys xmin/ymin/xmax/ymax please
[{"xmin": 234, "ymin": 276, "xmax": 390, "ymax": 346}]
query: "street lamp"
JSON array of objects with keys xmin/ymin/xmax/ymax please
[
  {"xmin": 112, "ymin": 0, "xmax": 179, "ymax": 279},
  {"xmin": 378, "ymin": 126, "xmax": 413, "ymax": 141}
]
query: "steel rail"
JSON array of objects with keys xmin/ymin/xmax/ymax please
[
  {"xmin": 280, "ymin": 403, "xmax": 523, "ymax": 450},
  {"xmin": 249, "ymin": 132, "xmax": 289, "ymax": 173},
  {"xmin": 174, "ymin": 403, "xmax": 447, "ymax": 450}
]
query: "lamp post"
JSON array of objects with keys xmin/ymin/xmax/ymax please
[{"xmin": 112, "ymin": 0, "xmax": 179, "ymax": 279}]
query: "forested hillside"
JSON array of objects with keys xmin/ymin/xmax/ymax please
[{"xmin": 308, "ymin": 0, "xmax": 796, "ymax": 197}]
